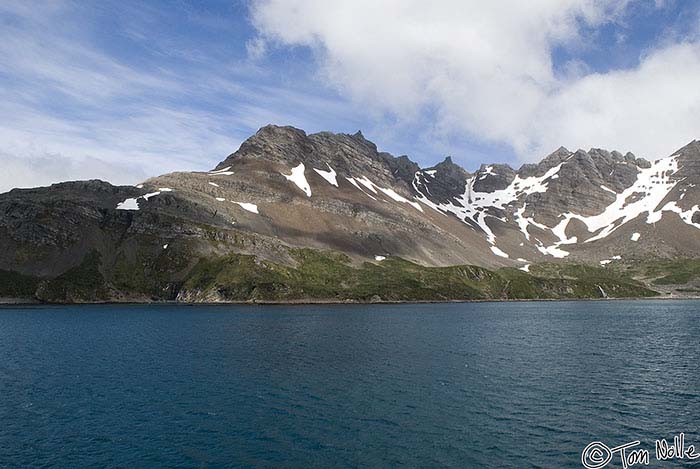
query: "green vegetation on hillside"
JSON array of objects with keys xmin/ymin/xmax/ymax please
[
  {"xmin": 110, "ymin": 241, "xmax": 192, "ymax": 299},
  {"xmin": 643, "ymin": 259, "xmax": 700, "ymax": 285},
  {"xmin": 0, "ymin": 269, "xmax": 40, "ymax": 298},
  {"xmin": 181, "ymin": 249, "xmax": 657, "ymax": 302},
  {"xmin": 36, "ymin": 251, "xmax": 110, "ymax": 303},
  {"xmin": 577, "ymin": 258, "xmax": 700, "ymax": 292},
  {"xmin": 1, "ymin": 248, "xmax": 667, "ymax": 303}
]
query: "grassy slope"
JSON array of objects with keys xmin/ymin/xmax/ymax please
[
  {"xmin": 601, "ymin": 258, "xmax": 700, "ymax": 293},
  {"xmin": 181, "ymin": 249, "xmax": 658, "ymax": 302},
  {"xmin": 0, "ymin": 248, "xmax": 672, "ymax": 303},
  {"xmin": 35, "ymin": 251, "xmax": 110, "ymax": 302},
  {"xmin": 641, "ymin": 259, "xmax": 700, "ymax": 286},
  {"xmin": 0, "ymin": 269, "xmax": 41, "ymax": 298}
]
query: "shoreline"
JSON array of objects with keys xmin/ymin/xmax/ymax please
[{"xmin": 2, "ymin": 294, "xmax": 699, "ymax": 307}]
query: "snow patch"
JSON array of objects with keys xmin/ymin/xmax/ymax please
[
  {"xmin": 282, "ymin": 163, "xmax": 312, "ymax": 197},
  {"xmin": 313, "ymin": 164, "xmax": 338, "ymax": 187},
  {"xmin": 490, "ymin": 246, "xmax": 509, "ymax": 258},
  {"xmin": 600, "ymin": 256, "xmax": 621, "ymax": 266},
  {"xmin": 478, "ymin": 165, "xmax": 496, "ymax": 181},
  {"xmin": 378, "ymin": 187, "xmax": 424, "ymax": 212},
  {"xmin": 630, "ymin": 232, "xmax": 640, "ymax": 241},
  {"xmin": 536, "ymin": 243, "xmax": 570, "ymax": 258},
  {"xmin": 414, "ymin": 163, "xmax": 563, "ymax": 246},
  {"xmin": 116, "ymin": 188, "xmax": 170, "ymax": 210},
  {"xmin": 209, "ymin": 166, "xmax": 234, "ymax": 176},
  {"xmin": 346, "ymin": 177, "xmax": 377, "ymax": 200},
  {"xmin": 216, "ymin": 197, "xmax": 225, "ymax": 202},
  {"xmin": 356, "ymin": 176, "xmax": 378, "ymax": 194},
  {"xmin": 515, "ymin": 205, "xmax": 547, "ymax": 241},
  {"xmin": 374, "ymin": 255, "xmax": 386, "ymax": 261},
  {"xmin": 580, "ymin": 155, "xmax": 679, "ymax": 241},
  {"xmin": 658, "ymin": 201, "xmax": 700, "ymax": 229},
  {"xmin": 234, "ymin": 202, "xmax": 259, "ymax": 214},
  {"xmin": 542, "ymin": 155, "xmax": 683, "ymax": 246},
  {"xmin": 208, "ymin": 182, "xmax": 220, "ymax": 187},
  {"xmin": 116, "ymin": 198, "xmax": 140, "ymax": 210},
  {"xmin": 347, "ymin": 175, "xmax": 423, "ymax": 211},
  {"xmin": 413, "ymin": 152, "xmax": 694, "ymax": 254}
]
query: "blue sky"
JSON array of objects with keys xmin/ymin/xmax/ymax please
[{"xmin": 1, "ymin": 0, "xmax": 699, "ymax": 192}]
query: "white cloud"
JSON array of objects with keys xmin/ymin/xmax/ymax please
[
  {"xmin": 534, "ymin": 42, "xmax": 700, "ymax": 158},
  {"xmin": 0, "ymin": 0, "xmax": 368, "ymax": 192},
  {"xmin": 0, "ymin": 151, "xmax": 147, "ymax": 194},
  {"xmin": 4, "ymin": 0, "xmax": 697, "ymax": 195},
  {"xmin": 246, "ymin": 37, "xmax": 268, "ymax": 60},
  {"xmin": 250, "ymin": 0, "xmax": 700, "ymax": 161},
  {"xmin": 0, "ymin": 96, "xmax": 243, "ymax": 193}
]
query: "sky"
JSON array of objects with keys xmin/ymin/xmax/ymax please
[{"xmin": 1, "ymin": 0, "xmax": 699, "ymax": 193}]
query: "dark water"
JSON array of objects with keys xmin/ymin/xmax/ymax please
[{"xmin": 1, "ymin": 301, "xmax": 700, "ymax": 468}]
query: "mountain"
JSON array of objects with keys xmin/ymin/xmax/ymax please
[{"xmin": 2, "ymin": 125, "xmax": 700, "ymax": 303}]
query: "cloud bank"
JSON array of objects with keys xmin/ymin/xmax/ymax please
[
  {"xmin": 0, "ymin": 0, "xmax": 364, "ymax": 193},
  {"xmin": 2, "ymin": 1, "xmax": 699, "ymax": 192},
  {"xmin": 250, "ymin": 0, "xmax": 700, "ymax": 161}
]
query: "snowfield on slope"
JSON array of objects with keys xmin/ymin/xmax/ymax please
[
  {"xmin": 283, "ymin": 163, "xmax": 312, "ymax": 197},
  {"xmin": 414, "ymin": 162, "xmax": 563, "ymax": 246},
  {"xmin": 414, "ymin": 152, "xmax": 700, "ymax": 259},
  {"xmin": 345, "ymin": 175, "xmax": 423, "ymax": 211},
  {"xmin": 313, "ymin": 164, "xmax": 338, "ymax": 187},
  {"xmin": 116, "ymin": 188, "xmax": 173, "ymax": 211},
  {"xmin": 234, "ymin": 202, "xmax": 259, "ymax": 214}
]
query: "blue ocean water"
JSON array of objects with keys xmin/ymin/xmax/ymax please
[{"xmin": 1, "ymin": 301, "xmax": 699, "ymax": 468}]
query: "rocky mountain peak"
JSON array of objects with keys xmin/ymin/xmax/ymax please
[
  {"xmin": 675, "ymin": 139, "xmax": 700, "ymax": 157},
  {"xmin": 433, "ymin": 156, "xmax": 468, "ymax": 175},
  {"xmin": 214, "ymin": 124, "xmax": 311, "ymax": 170},
  {"xmin": 672, "ymin": 139, "xmax": 700, "ymax": 179},
  {"xmin": 214, "ymin": 125, "xmax": 420, "ymax": 192},
  {"xmin": 415, "ymin": 156, "xmax": 472, "ymax": 204},
  {"xmin": 538, "ymin": 146, "xmax": 573, "ymax": 169},
  {"xmin": 583, "ymin": 147, "xmax": 651, "ymax": 169},
  {"xmin": 377, "ymin": 153, "xmax": 420, "ymax": 187},
  {"xmin": 352, "ymin": 130, "xmax": 368, "ymax": 141},
  {"xmin": 472, "ymin": 163, "xmax": 516, "ymax": 192}
]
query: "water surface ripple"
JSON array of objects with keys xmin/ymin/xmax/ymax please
[{"xmin": 1, "ymin": 301, "xmax": 699, "ymax": 467}]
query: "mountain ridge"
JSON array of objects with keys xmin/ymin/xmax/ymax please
[{"xmin": 2, "ymin": 125, "xmax": 700, "ymax": 303}]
